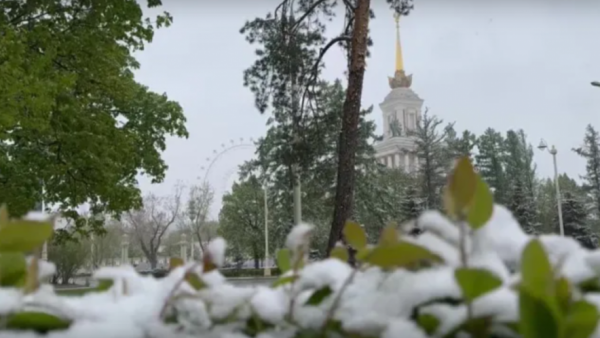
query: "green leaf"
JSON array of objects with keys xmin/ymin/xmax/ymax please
[
  {"xmin": 0, "ymin": 252, "xmax": 27, "ymax": 287},
  {"xmin": 520, "ymin": 239, "xmax": 553, "ymax": 297},
  {"xmin": 343, "ymin": 221, "xmax": 367, "ymax": 250},
  {"xmin": 305, "ymin": 286, "xmax": 333, "ymax": 306},
  {"xmin": 417, "ymin": 313, "xmax": 440, "ymax": 335},
  {"xmin": 6, "ymin": 312, "xmax": 71, "ymax": 333},
  {"xmin": 455, "ymin": 268, "xmax": 502, "ymax": 302},
  {"xmin": 466, "ymin": 176, "xmax": 494, "ymax": 229},
  {"xmin": 566, "ymin": 300, "xmax": 599, "ymax": 338},
  {"xmin": 379, "ymin": 225, "xmax": 399, "ymax": 246},
  {"xmin": 365, "ymin": 242, "xmax": 442, "ymax": 269},
  {"xmin": 519, "ymin": 289, "xmax": 560, "ymax": 338},
  {"xmin": 579, "ymin": 278, "xmax": 600, "ymax": 293},
  {"xmin": 272, "ymin": 275, "xmax": 298, "ymax": 287},
  {"xmin": 185, "ymin": 273, "xmax": 206, "ymax": 290},
  {"xmin": 330, "ymin": 246, "xmax": 349, "ymax": 262},
  {"xmin": 276, "ymin": 249, "xmax": 291, "ymax": 273},
  {"xmin": 556, "ymin": 277, "xmax": 571, "ymax": 313},
  {"xmin": 0, "ymin": 221, "xmax": 53, "ymax": 253},
  {"xmin": 169, "ymin": 257, "xmax": 184, "ymax": 271},
  {"xmin": 356, "ymin": 247, "xmax": 371, "ymax": 261},
  {"xmin": 448, "ymin": 157, "xmax": 478, "ymax": 212}
]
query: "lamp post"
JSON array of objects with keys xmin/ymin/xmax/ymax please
[
  {"xmin": 591, "ymin": 81, "xmax": 600, "ymax": 87},
  {"xmin": 538, "ymin": 139, "xmax": 564, "ymax": 236},
  {"xmin": 121, "ymin": 234, "xmax": 129, "ymax": 265},
  {"xmin": 263, "ymin": 181, "xmax": 271, "ymax": 276}
]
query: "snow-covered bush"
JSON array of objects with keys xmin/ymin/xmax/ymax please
[{"xmin": 2, "ymin": 157, "xmax": 600, "ymax": 338}]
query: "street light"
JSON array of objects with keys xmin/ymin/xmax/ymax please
[
  {"xmin": 591, "ymin": 81, "xmax": 600, "ymax": 87},
  {"xmin": 538, "ymin": 139, "xmax": 564, "ymax": 236},
  {"xmin": 263, "ymin": 181, "xmax": 271, "ymax": 277}
]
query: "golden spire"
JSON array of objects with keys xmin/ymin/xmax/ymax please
[
  {"xmin": 394, "ymin": 12, "xmax": 404, "ymax": 72},
  {"xmin": 388, "ymin": 13, "xmax": 412, "ymax": 89}
]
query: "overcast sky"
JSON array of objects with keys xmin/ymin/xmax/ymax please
[{"xmin": 133, "ymin": 0, "xmax": 600, "ymax": 218}]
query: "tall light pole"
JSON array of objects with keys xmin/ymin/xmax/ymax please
[
  {"xmin": 538, "ymin": 139, "xmax": 564, "ymax": 236},
  {"xmin": 591, "ymin": 81, "xmax": 600, "ymax": 87},
  {"xmin": 263, "ymin": 181, "xmax": 270, "ymax": 276}
]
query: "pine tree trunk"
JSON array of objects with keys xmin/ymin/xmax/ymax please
[{"xmin": 327, "ymin": 0, "xmax": 371, "ymax": 258}]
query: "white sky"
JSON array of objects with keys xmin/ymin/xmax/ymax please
[{"xmin": 133, "ymin": 0, "xmax": 600, "ymax": 218}]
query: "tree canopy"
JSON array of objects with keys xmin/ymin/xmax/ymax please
[{"xmin": 0, "ymin": 0, "xmax": 187, "ymax": 234}]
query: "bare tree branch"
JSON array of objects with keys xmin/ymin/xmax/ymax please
[{"xmin": 123, "ymin": 185, "xmax": 184, "ymax": 269}]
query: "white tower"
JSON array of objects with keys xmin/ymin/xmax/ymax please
[{"xmin": 374, "ymin": 14, "xmax": 424, "ymax": 173}]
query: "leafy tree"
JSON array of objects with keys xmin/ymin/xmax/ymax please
[
  {"xmin": 219, "ymin": 176, "xmax": 271, "ymax": 269},
  {"xmin": 49, "ymin": 238, "xmax": 90, "ymax": 285},
  {"xmin": 475, "ymin": 128, "xmax": 507, "ymax": 204},
  {"xmin": 559, "ymin": 192, "xmax": 598, "ymax": 249},
  {"xmin": 573, "ymin": 124, "xmax": 600, "ymax": 218},
  {"xmin": 503, "ymin": 130, "xmax": 537, "ymax": 234},
  {"xmin": 0, "ymin": 0, "xmax": 188, "ymax": 236},
  {"xmin": 90, "ymin": 220, "xmax": 125, "ymax": 268},
  {"xmin": 413, "ymin": 111, "xmax": 448, "ymax": 209}
]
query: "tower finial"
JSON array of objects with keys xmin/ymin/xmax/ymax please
[
  {"xmin": 394, "ymin": 12, "xmax": 404, "ymax": 72},
  {"xmin": 388, "ymin": 13, "xmax": 412, "ymax": 89}
]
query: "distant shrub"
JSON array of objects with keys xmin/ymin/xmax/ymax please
[{"xmin": 1, "ymin": 158, "xmax": 600, "ymax": 337}]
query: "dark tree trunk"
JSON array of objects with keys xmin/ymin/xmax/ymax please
[
  {"xmin": 149, "ymin": 255, "xmax": 158, "ymax": 270},
  {"xmin": 327, "ymin": 0, "xmax": 371, "ymax": 258}
]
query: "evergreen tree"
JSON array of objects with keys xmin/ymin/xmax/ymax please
[
  {"xmin": 536, "ymin": 174, "xmax": 586, "ymax": 234},
  {"xmin": 445, "ymin": 125, "xmax": 476, "ymax": 162},
  {"xmin": 573, "ymin": 125, "xmax": 600, "ymax": 218},
  {"xmin": 413, "ymin": 111, "xmax": 448, "ymax": 209},
  {"xmin": 399, "ymin": 183, "xmax": 423, "ymax": 223},
  {"xmin": 475, "ymin": 128, "xmax": 507, "ymax": 204},
  {"xmin": 503, "ymin": 130, "xmax": 538, "ymax": 234},
  {"xmin": 559, "ymin": 192, "xmax": 598, "ymax": 249}
]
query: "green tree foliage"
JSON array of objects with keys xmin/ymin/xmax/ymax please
[
  {"xmin": 445, "ymin": 125, "xmax": 476, "ymax": 162},
  {"xmin": 0, "ymin": 0, "xmax": 188, "ymax": 235},
  {"xmin": 239, "ymin": 81, "xmax": 381, "ymax": 254},
  {"xmin": 503, "ymin": 130, "xmax": 537, "ymax": 234},
  {"xmin": 536, "ymin": 174, "xmax": 586, "ymax": 234},
  {"xmin": 219, "ymin": 176, "xmax": 272, "ymax": 269},
  {"xmin": 573, "ymin": 124, "xmax": 600, "ymax": 218},
  {"xmin": 48, "ymin": 238, "xmax": 90, "ymax": 285},
  {"xmin": 559, "ymin": 192, "xmax": 597, "ymax": 249},
  {"xmin": 399, "ymin": 182, "xmax": 423, "ymax": 223},
  {"xmin": 354, "ymin": 168, "xmax": 413, "ymax": 243},
  {"xmin": 475, "ymin": 128, "xmax": 507, "ymax": 204},
  {"xmin": 413, "ymin": 111, "xmax": 448, "ymax": 209}
]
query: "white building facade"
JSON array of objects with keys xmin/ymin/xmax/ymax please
[{"xmin": 374, "ymin": 14, "xmax": 423, "ymax": 173}]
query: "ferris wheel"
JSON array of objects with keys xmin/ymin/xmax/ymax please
[{"xmin": 198, "ymin": 138, "xmax": 257, "ymax": 218}]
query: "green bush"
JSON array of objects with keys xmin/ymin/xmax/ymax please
[
  {"xmin": 2, "ymin": 158, "xmax": 600, "ymax": 337},
  {"xmin": 220, "ymin": 268, "xmax": 281, "ymax": 278}
]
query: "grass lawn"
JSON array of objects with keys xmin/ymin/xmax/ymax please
[{"xmin": 54, "ymin": 287, "xmax": 94, "ymax": 296}]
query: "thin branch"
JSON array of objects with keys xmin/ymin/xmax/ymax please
[
  {"xmin": 341, "ymin": 0, "xmax": 356, "ymax": 11},
  {"xmin": 300, "ymin": 35, "xmax": 352, "ymax": 117},
  {"xmin": 291, "ymin": 0, "xmax": 328, "ymax": 33}
]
